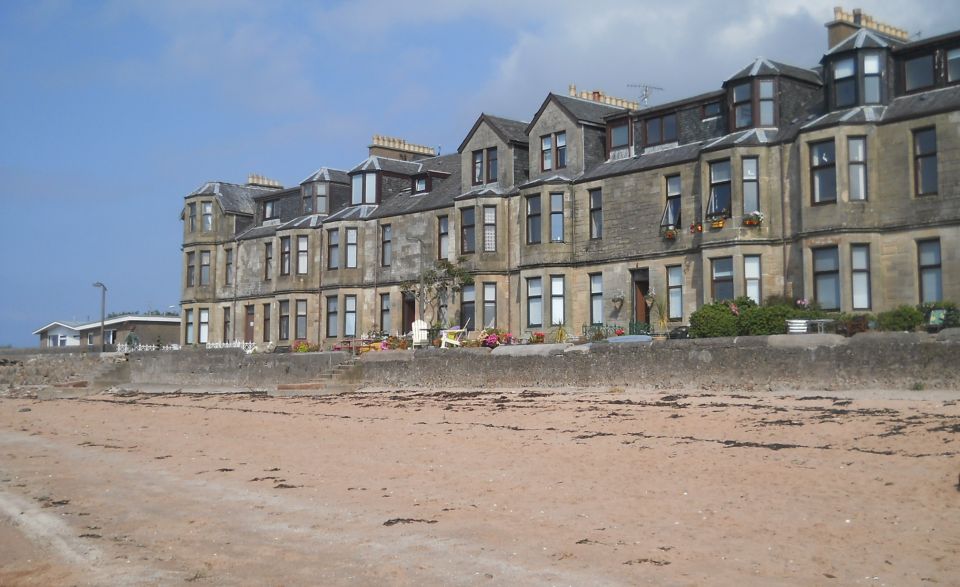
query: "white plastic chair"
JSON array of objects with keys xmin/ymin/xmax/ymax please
[{"xmin": 411, "ymin": 320, "xmax": 429, "ymax": 348}]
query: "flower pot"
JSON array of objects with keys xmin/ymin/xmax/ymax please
[{"xmin": 711, "ymin": 219, "xmax": 725, "ymax": 229}]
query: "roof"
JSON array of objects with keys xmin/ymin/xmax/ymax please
[
  {"xmin": 457, "ymin": 113, "xmax": 530, "ymax": 153},
  {"xmin": 323, "ymin": 204, "xmax": 379, "ymax": 222},
  {"xmin": 186, "ymin": 181, "xmax": 280, "ymax": 216},
  {"xmin": 33, "ymin": 315, "xmax": 180, "ymax": 335},
  {"xmin": 579, "ymin": 142, "xmax": 703, "ymax": 182},
  {"xmin": 526, "ymin": 93, "xmax": 629, "ymax": 133},
  {"xmin": 701, "ymin": 128, "xmax": 779, "ymax": 151},
  {"xmin": 369, "ymin": 153, "xmax": 463, "ymax": 219},
  {"xmin": 625, "ymin": 89, "xmax": 726, "ymax": 119},
  {"xmin": 349, "ymin": 156, "xmax": 425, "ymax": 175},
  {"xmin": 825, "ymin": 28, "xmax": 904, "ymax": 57},
  {"xmin": 251, "ymin": 185, "xmax": 298, "ymax": 201},
  {"xmin": 798, "ymin": 85, "xmax": 960, "ymax": 131},
  {"xmin": 726, "ymin": 57, "xmax": 822, "ymax": 86},
  {"xmin": 300, "ymin": 167, "xmax": 350, "ymax": 185},
  {"xmin": 895, "ymin": 29, "xmax": 960, "ymax": 53}
]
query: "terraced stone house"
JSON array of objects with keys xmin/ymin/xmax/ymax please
[{"xmin": 179, "ymin": 8, "xmax": 959, "ymax": 348}]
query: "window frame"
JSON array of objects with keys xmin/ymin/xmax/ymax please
[
  {"xmin": 345, "ymin": 228, "xmax": 358, "ymax": 268},
  {"xmin": 913, "ymin": 127, "xmax": 938, "ymax": 197},
  {"xmin": 540, "ymin": 135, "xmax": 553, "ymax": 171},
  {"xmin": 381, "ymin": 224, "xmax": 392, "ymax": 267},
  {"xmin": 201, "ymin": 202, "xmax": 213, "ymax": 232},
  {"xmin": 662, "ymin": 174, "xmax": 681, "ymax": 228},
  {"xmin": 732, "ymin": 81, "xmax": 753, "ymax": 130},
  {"xmin": 380, "ymin": 293, "xmax": 391, "ymax": 335},
  {"xmin": 325, "ymin": 296, "xmax": 338, "ymax": 338},
  {"xmin": 851, "ymin": 244, "xmax": 871, "ymax": 310},
  {"xmin": 460, "ymin": 206, "xmax": 476, "ymax": 254},
  {"xmin": 608, "ymin": 119, "xmax": 630, "ymax": 152},
  {"xmin": 904, "ymin": 53, "xmax": 936, "ymax": 93},
  {"xmin": 526, "ymin": 195, "xmax": 542, "ymax": 244},
  {"xmin": 327, "ymin": 229, "xmax": 339, "ymax": 270},
  {"xmin": 198, "ymin": 308, "xmax": 209, "ymax": 344},
  {"xmin": 810, "ymin": 139, "xmax": 838, "ymax": 205},
  {"xmin": 549, "ymin": 192, "xmax": 564, "ymax": 243},
  {"xmin": 295, "ymin": 299, "xmax": 307, "ymax": 340},
  {"xmin": 744, "ymin": 255, "xmax": 761, "ymax": 305},
  {"xmin": 486, "ymin": 147, "xmax": 498, "ymax": 183},
  {"xmin": 437, "ymin": 215, "xmax": 449, "ymax": 259},
  {"xmin": 472, "ymin": 150, "xmax": 484, "ymax": 185},
  {"xmin": 344, "ymin": 295, "xmax": 357, "ymax": 337},
  {"xmin": 296, "ymin": 235, "xmax": 309, "ymax": 275},
  {"xmin": 643, "ymin": 113, "xmax": 677, "ymax": 146},
  {"xmin": 482, "ymin": 282, "xmax": 497, "ymax": 330},
  {"xmin": 702, "ymin": 101, "xmax": 721, "ymax": 120},
  {"xmin": 263, "ymin": 303, "xmax": 271, "ymax": 343},
  {"xmin": 526, "ymin": 277, "xmax": 543, "ymax": 328},
  {"xmin": 188, "ymin": 203, "xmax": 196, "ymax": 232},
  {"xmin": 813, "ymin": 246, "xmax": 841, "ymax": 311},
  {"xmin": 199, "ymin": 251, "xmax": 210, "ymax": 286},
  {"xmin": 184, "ymin": 309, "xmax": 194, "ymax": 344},
  {"xmin": 667, "ymin": 265, "xmax": 683, "ymax": 320},
  {"xmin": 550, "ymin": 275, "xmax": 565, "ymax": 326},
  {"xmin": 706, "ymin": 159, "xmax": 732, "ymax": 219},
  {"xmin": 589, "ymin": 188, "xmax": 603, "ymax": 239},
  {"xmin": 279, "ymin": 300, "xmax": 290, "ymax": 341},
  {"xmin": 948, "ymin": 47, "xmax": 960, "ymax": 84},
  {"xmin": 351, "ymin": 171, "xmax": 379, "ymax": 205},
  {"xmin": 711, "ymin": 256, "xmax": 734, "ymax": 302},
  {"xmin": 302, "ymin": 184, "xmax": 314, "ymax": 214},
  {"xmin": 460, "ymin": 285, "xmax": 475, "ymax": 331},
  {"xmin": 833, "ymin": 56, "xmax": 857, "ymax": 108},
  {"xmin": 186, "ymin": 251, "xmax": 196, "ymax": 287},
  {"xmin": 224, "ymin": 248, "xmax": 233, "ymax": 285},
  {"xmin": 918, "ymin": 239, "xmax": 942, "ymax": 303},
  {"xmin": 263, "ymin": 200, "xmax": 278, "ymax": 220},
  {"xmin": 264, "ymin": 242, "xmax": 273, "ymax": 279},
  {"xmin": 848, "ymin": 136, "xmax": 867, "ymax": 201},
  {"xmin": 279, "ymin": 236, "xmax": 291, "ymax": 276},
  {"xmin": 742, "ymin": 157, "xmax": 759, "ymax": 214},
  {"xmin": 589, "ymin": 273, "xmax": 603, "ymax": 326},
  {"xmin": 483, "ymin": 205, "xmax": 497, "ymax": 252}
]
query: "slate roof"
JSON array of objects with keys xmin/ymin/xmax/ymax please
[
  {"xmin": 579, "ymin": 142, "xmax": 703, "ymax": 182},
  {"xmin": 251, "ymin": 186, "xmax": 299, "ymax": 201},
  {"xmin": 726, "ymin": 57, "xmax": 822, "ymax": 86},
  {"xmin": 881, "ymin": 85, "xmax": 960, "ymax": 123},
  {"xmin": 518, "ymin": 171, "xmax": 579, "ymax": 189},
  {"xmin": 323, "ymin": 204, "xmax": 379, "ymax": 222},
  {"xmin": 300, "ymin": 167, "xmax": 350, "ymax": 185},
  {"xmin": 349, "ymin": 156, "xmax": 425, "ymax": 175},
  {"xmin": 369, "ymin": 153, "xmax": 462, "ymax": 219},
  {"xmin": 457, "ymin": 113, "xmax": 530, "ymax": 153},
  {"xmin": 612, "ymin": 90, "xmax": 725, "ymax": 119},
  {"xmin": 552, "ymin": 93, "xmax": 627, "ymax": 125},
  {"xmin": 186, "ymin": 181, "xmax": 281, "ymax": 215},
  {"xmin": 825, "ymin": 28, "xmax": 904, "ymax": 56},
  {"xmin": 702, "ymin": 128, "xmax": 778, "ymax": 151},
  {"xmin": 237, "ymin": 223, "xmax": 277, "ymax": 241}
]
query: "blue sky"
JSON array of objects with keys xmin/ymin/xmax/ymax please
[{"xmin": 1, "ymin": 0, "xmax": 957, "ymax": 347}]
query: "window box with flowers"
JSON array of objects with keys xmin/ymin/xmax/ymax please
[
  {"xmin": 743, "ymin": 210, "xmax": 764, "ymax": 226},
  {"xmin": 663, "ymin": 225, "xmax": 678, "ymax": 240}
]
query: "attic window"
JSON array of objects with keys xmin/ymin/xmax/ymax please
[
  {"xmin": 643, "ymin": 113, "xmax": 676, "ymax": 147},
  {"xmin": 263, "ymin": 200, "xmax": 278, "ymax": 220},
  {"xmin": 731, "ymin": 78, "xmax": 776, "ymax": 129},
  {"xmin": 904, "ymin": 54, "xmax": 935, "ymax": 92},
  {"xmin": 351, "ymin": 172, "xmax": 378, "ymax": 205},
  {"xmin": 610, "ymin": 121, "xmax": 629, "ymax": 149},
  {"xmin": 702, "ymin": 101, "xmax": 721, "ymax": 119},
  {"xmin": 947, "ymin": 48, "xmax": 960, "ymax": 83},
  {"xmin": 413, "ymin": 176, "xmax": 428, "ymax": 194},
  {"xmin": 834, "ymin": 57, "xmax": 856, "ymax": 108}
]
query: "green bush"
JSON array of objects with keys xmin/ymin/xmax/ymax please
[
  {"xmin": 689, "ymin": 301, "xmax": 740, "ymax": 338},
  {"xmin": 738, "ymin": 304, "xmax": 796, "ymax": 335},
  {"xmin": 876, "ymin": 305, "xmax": 924, "ymax": 332},
  {"xmin": 836, "ymin": 313, "xmax": 874, "ymax": 336}
]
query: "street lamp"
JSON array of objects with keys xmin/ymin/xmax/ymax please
[{"xmin": 92, "ymin": 282, "xmax": 107, "ymax": 352}]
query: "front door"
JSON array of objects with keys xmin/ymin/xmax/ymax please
[
  {"xmin": 244, "ymin": 305, "xmax": 255, "ymax": 342},
  {"xmin": 632, "ymin": 272, "xmax": 650, "ymax": 325},
  {"xmin": 402, "ymin": 293, "xmax": 416, "ymax": 335}
]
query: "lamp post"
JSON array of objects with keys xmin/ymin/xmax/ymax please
[{"xmin": 92, "ymin": 282, "xmax": 107, "ymax": 352}]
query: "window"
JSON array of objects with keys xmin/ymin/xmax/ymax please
[
  {"xmin": 380, "ymin": 225, "xmax": 392, "ymax": 266},
  {"xmin": 472, "ymin": 150, "xmax": 483, "ymax": 185},
  {"xmin": 758, "ymin": 80, "xmax": 775, "ymax": 126},
  {"xmin": 264, "ymin": 200, "xmax": 278, "ymax": 220},
  {"xmin": 556, "ymin": 131, "xmax": 566, "ymax": 168},
  {"xmin": 742, "ymin": 158, "xmax": 759, "ymax": 213},
  {"xmin": 326, "ymin": 297, "xmax": 338, "ymax": 338},
  {"xmin": 327, "ymin": 229, "xmax": 339, "ymax": 269},
  {"xmin": 104, "ymin": 330, "xmax": 116, "ymax": 345},
  {"xmin": 813, "ymin": 246, "xmax": 840, "ymax": 310},
  {"xmin": 550, "ymin": 193, "xmax": 564, "ymax": 242},
  {"xmin": 345, "ymin": 228, "xmax": 358, "ymax": 268},
  {"xmin": 264, "ymin": 242, "xmax": 273, "ymax": 279},
  {"xmin": 351, "ymin": 172, "xmax": 378, "ymax": 205},
  {"xmin": 550, "ymin": 276, "xmax": 565, "ymax": 325},
  {"xmin": 732, "ymin": 82, "xmax": 752, "ymax": 129},
  {"xmin": 949, "ymin": 48, "xmax": 960, "ymax": 83},
  {"xmin": 541, "ymin": 135, "xmax": 553, "ymax": 171},
  {"xmin": 344, "ymin": 296, "xmax": 357, "ymax": 337},
  {"xmin": 87, "ymin": 332, "xmax": 94, "ymax": 346},
  {"xmin": 667, "ymin": 265, "xmax": 683, "ymax": 319},
  {"xmin": 711, "ymin": 257, "xmax": 734, "ymax": 301},
  {"xmin": 904, "ymin": 54, "xmax": 935, "ymax": 92},
  {"xmin": 914, "ymin": 127, "xmax": 938, "ymax": 196},
  {"xmin": 302, "ymin": 184, "xmax": 314, "ymax": 214},
  {"xmin": 863, "ymin": 53, "xmax": 882, "ymax": 104},
  {"xmin": 413, "ymin": 177, "xmax": 428, "ymax": 193},
  {"xmin": 199, "ymin": 309, "xmax": 209, "ymax": 344},
  {"xmin": 526, "ymin": 195, "xmax": 541, "ymax": 244},
  {"xmin": 188, "ymin": 203, "xmax": 196, "ymax": 232},
  {"xmin": 280, "ymin": 237, "xmax": 291, "ymax": 275},
  {"xmin": 810, "ymin": 140, "xmax": 837, "ymax": 204},
  {"xmin": 201, "ymin": 202, "xmax": 212, "ymax": 231},
  {"xmin": 296, "ymin": 236, "xmax": 308, "ymax": 275},
  {"xmin": 295, "ymin": 300, "xmax": 307, "ymax": 340},
  {"xmin": 589, "ymin": 189, "xmax": 603, "ymax": 239},
  {"xmin": 316, "ymin": 182, "xmax": 327, "ymax": 214},
  {"xmin": 483, "ymin": 283, "xmax": 496, "ymax": 329},
  {"xmin": 644, "ymin": 113, "xmax": 677, "ymax": 146},
  {"xmin": 527, "ymin": 277, "xmax": 543, "ymax": 327},
  {"xmin": 279, "ymin": 301, "xmax": 290, "ymax": 340},
  {"xmin": 589, "ymin": 274, "xmax": 603, "ymax": 325},
  {"xmin": 438, "ymin": 216, "xmax": 449, "ymax": 259},
  {"xmin": 483, "ymin": 206, "xmax": 496, "ymax": 252},
  {"xmin": 851, "ymin": 245, "xmax": 871, "ymax": 310},
  {"xmin": 185, "ymin": 309, "xmax": 194, "ymax": 344},
  {"xmin": 702, "ymin": 101, "xmax": 721, "ymax": 119},
  {"xmin": 461, "ymin": 207, "xmax": 475, "ymax": 254},
  {"xmin": 918, "ymin": 240, "xmax": 942, "ymax": 303},
  {"xmin": 486, "ymin": 147, "xmax": 498, "ymax": 183},
  {"xmin": 461, "ymin": 285, "xmax": 475, "ymax": 331},
  {"xmin": 707, "ymin": 160, "xmax": 732, "ymax": 219},
  {"xmin": 662, "ymin": 175, "xmax": 681, "ymax": 227},
  {"xmin": 610, "ymin": 120, "xmax": 629, "ymax": 150},
  {"xmin": 263, "ymin": 303, "xmax": 271, "ymax": 343},
  {"xmin": 744, "ymin": 255, "xmax": 761, "ymax": 305},
  {"xmin": 199, "ymin": 251, "xmax": 210, "ymax": 285},
  {"xmin": 848, "ymin": 137, "xmax": 867, "ymax": 201},
  {"xmin": 380, "ymin": 294, "xmax": 391, "ymax": 334},
  {"xmin": 224, "ymin": 248, "xmax": 233, "ymax": 285},
  {"xmin": 223, "ymin": 307, "xmax": 231, "ymax": 342},
  {"xmin": 186, "ymin": 252, "xmax": 196, "ymax": 287},
  {"xmin": 834, "ymin": 57, "xmax": 856, "ymax": 108}
]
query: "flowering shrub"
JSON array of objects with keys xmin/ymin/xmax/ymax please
[
  {"xmin": 614, "ymin": 327, "xmax": 625, "ymax": 336},
  {"xmin": 796, "ymin": 298, "xmax": 810, "ymax": 309},
  {"xmin": 743, "ymin": 210, "xmax": 764, "ymax": 225},
  {"xmin": 529, "ymin": 331, "xmax": 545, "ymax": 344},
  {"xmin": 483, "ymin": 334, "xmax": 499, "ymax": 348},
  {"xmin": 480, "ymin": 328, "xmax": 514, "ymax": 348},
  {"xmin": 293, "ymin": 341, "xmax": 320, "ymax": 352}
]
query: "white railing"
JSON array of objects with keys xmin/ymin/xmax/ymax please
[
  {"xmin": 116, "ymin": 343, "xmax": 181, "ymax": 353},
  {"xmin": 205, "ymin": 341, "xmax": 257, "ymax": 353}
]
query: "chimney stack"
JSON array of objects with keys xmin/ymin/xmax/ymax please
[
  {"xmin": 826, "ymin": 6, "xmax": 909, "ymax": 49},
  {"xmin": 368, "ymin": 135, "xmax": 437, "ymax": 161},
  {"xmin": 246, "ymin": 174, "xmax": 283, "ymax": 189}
]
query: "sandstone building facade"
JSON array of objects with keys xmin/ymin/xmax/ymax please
[{"xmin": 180, "ymin": 8, "xmax": 960, "ymax": 347}]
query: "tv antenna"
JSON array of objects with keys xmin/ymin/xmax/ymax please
[{"xmin": 627, "ymin": 83, "xmax": 664, "ymax": 108}]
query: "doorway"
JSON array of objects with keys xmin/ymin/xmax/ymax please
[
  {"xmin": 401, "ymin": 293, "xmax": 416, "ymax": 335},
  {"xmin": 631, "ymin": 269, "xmax": 650, "ymax": 325}
]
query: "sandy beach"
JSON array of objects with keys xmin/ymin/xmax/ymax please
[{"xmin": 1, "ymin": 385, "xmax": 958, "ymax": 586}]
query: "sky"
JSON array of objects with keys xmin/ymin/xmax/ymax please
[{"xmin": 1, "ymin": 0, "xmax": 958, "ymax": 347}]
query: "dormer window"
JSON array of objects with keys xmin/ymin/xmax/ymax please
[
  {"xmin": 263, "ymin": 200, "xmax": 278, "ymax": 220},
  {"xmin": 702, "ymin": 101, "xmax": 721, "ymax": 119},
  {"xmin": 834, "ymin": 57, "xmax": 856, "ymax": 107},
  {"xmin": 413, "ymin": 176, "xmax": 428, "ymax": 194},
  {"xmin": 949, "ymin": 48, "xmax": 960, "ymax": 82},
  {"xmin": 610, "ymin": 121, "xmax": 629, "ymax": 149},
  {"xmin": 863, "ymin": 54, "xmax": 882, "ymax": 103},
  {"xmin": 351, "ymin": 172, "xmax": 378, "ymax": 205},
  {"xmin": 731, "ymin": 78, "xmax": 776, "ymax": 129},
  {"xmin": 643, "ymin": 113, "xmax": 677, "ymax": 147},
  {"xmin": 904, "ymin": 54, "xmax": 935, "ymax": 92},
  {"xmin": 302, "ymin": 182, "xmax": 326, "ymax": 214},
  {"xmin": 831, "ymin": 52, "xmax": 884, "ymax": 108}
]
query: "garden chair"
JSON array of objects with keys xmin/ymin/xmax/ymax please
[
  {"xmin": 410, "ymin": 320, "xmax": 429, "ymax": 348},
  {"xmin": 440, "ymin": 318, "xmax": 470, "ymax": 349}
]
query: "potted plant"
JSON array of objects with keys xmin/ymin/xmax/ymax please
[
  {"xmin": 663, "ymin": 227, "xmax": 677, "ymax": 240},
  {"xmin": 647, "ymin": 290, "xmax": 670, "ymax": 337},
  {"xmin": 743, "ymin": 210, "xmax": 764, "ymax": 226}
]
